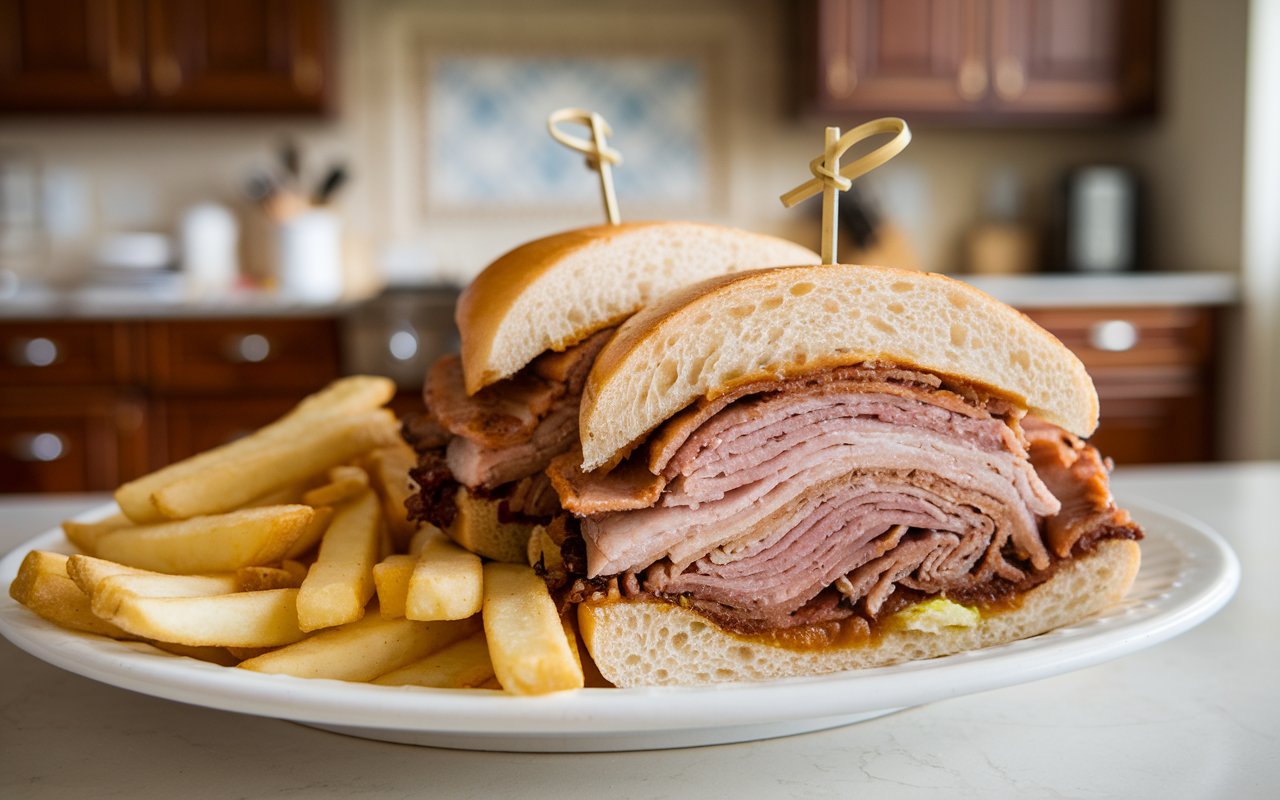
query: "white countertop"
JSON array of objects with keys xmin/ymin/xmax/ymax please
[
  {"xmin": 958, "ymin": 270, "xmax": 1238, "ymax": 308},
  {"xmin": 1, "ymin": 463, "xmax": 1275, "ymax": 799},
  {"xmin": 0, "ymin": 272, "xmax": 1238, "ymax": 320},
  {"xmin": 0, "ymin": 284, "xmax": 377, "ymax": 319}
]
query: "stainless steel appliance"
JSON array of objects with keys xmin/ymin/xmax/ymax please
[
  {"xmin": 1060, "ymin": 166, "xmax": 1142, "ymax": 272},
  {"xmin": 342, "ymin": 287, "xmax": 460, "ymax": 389}
]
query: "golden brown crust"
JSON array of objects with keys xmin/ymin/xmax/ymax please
[{"xmin": 455, "ymin": 222, "xmax": 820, "ymax": 395}]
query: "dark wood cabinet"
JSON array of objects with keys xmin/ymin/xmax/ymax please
[
  {"xmin": 1023, "ymin": 306, "xmax": 1215, "ymax": 465},
  {"xmin": 0, "ymin": 317, "xmax": 342, "ymax": 492},
  {"xmin": 807, "ymin": 0, "xmax": 988, "ymax": 116},
  {"xmin": 0, "ymin": 387, "xmax": 148, "ymax": 493},
  {"xmin": 799, "ymin": 0, "xmax": 1157, "ymax": 121},
  {"xmin": 145, "ymin": 0, "xmax": 330, "ymax": 113},
  {"xmin": 146, "ymin": 318, "xmax": 340, "ymax": 392},
  {"xmin": 0, "ymin": 0, "xmax": 331, "ymax": 113},
  {"xmin": 988, "ymin": 0, "xmax": 1157, "ymax": 116},
  {"xmin": 0, "ymin": 0, "xmax": 146, "ymax": 111}
]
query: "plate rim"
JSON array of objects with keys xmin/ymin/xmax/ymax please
[{"xmin": 0, "ymin": 497, "xmax": 1241, "ymax": 736}]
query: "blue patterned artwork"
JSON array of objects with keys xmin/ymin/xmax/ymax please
[{"xmin": 426, "ymin": 56, "xmax": 709, "ymax": 210}]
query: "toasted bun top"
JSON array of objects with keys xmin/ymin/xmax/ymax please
[
  {"xmin": 579, "ymin": 264, "xmax": 1098, "ymax": 471},
  {"xmin": 456, "ymin": 222, "xmax": 820, "ymax": 394}
]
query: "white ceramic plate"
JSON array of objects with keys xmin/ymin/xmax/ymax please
[{"xmin": 0, "ymin": 499, "xmax": 1239, "ymax": 752}]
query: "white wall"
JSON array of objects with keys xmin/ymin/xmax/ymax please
[{"xmin": 1238, "ymin": 0, "xmax": 1280, "ymax": 458}]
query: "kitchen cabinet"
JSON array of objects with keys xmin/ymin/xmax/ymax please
[
  {"xmin": 0, "ymin": 317, "xmax": 341, "ymax": 492},
  {"xmin": 0, "ymin": 0, "xmax": 331, "ymax": 114},
  {"xmin": 0, "ymin": 0, "xmax": 146, "ymax": 112},
  {"xmin": 0, "ymin": 297, "xmax": 1222, "ymax": 493},
  {"xmin": 798, "ymin": 0, "xmax": 1158, "ymax": 121},
  {"xmin": 1023, "ymin": 305, "xmax": 1215, "ymax": 465},
  {"xmin": 145, "ymin": 0, "xmax": 331, "ymax": 113}
]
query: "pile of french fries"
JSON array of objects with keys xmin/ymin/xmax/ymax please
[{"xmin": 8, "ymin": 376, "xmax": 585, "ymax": 695}]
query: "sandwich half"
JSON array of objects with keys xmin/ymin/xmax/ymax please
[
  {"xmin": 547, "ymin": 264, "xmax": 1142, "ymax": 686},
  {"xmin": 404, "ymin": 222, "xmax": 820, "ymax": 561}
]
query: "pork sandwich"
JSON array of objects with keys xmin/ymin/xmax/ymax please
[
  {"xmin": 404, "ymin": 223, "xmax": 819, "ymax": 561},
  {"xmin": 548, "ymin": 264, "xmax": 1142, "ymax": 686}
]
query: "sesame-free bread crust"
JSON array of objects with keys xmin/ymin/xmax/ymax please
[{"xmin": 456, "ymin": 223, "xmax": 819, "ymax": 395}]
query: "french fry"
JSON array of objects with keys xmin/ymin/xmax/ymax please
[
  {"xmin": 92, "ymin": 506, "xmax": 314, "ymax": 574},
  {"xmin": 94, "ymin": 588, "xmax": 307, "ymax": 648},
  {"xmin": 9, "ymin": 551, "xmax": 131, "ymax": 637},
  {"xmin": 373, "ymin": 630, "xmax": 495, "ymax": 688},
  {"xmin": 407, "ymin": 524, "xmax": 440, "ymax": 556},
  {"xmin": 8, "ymin": 555, "xmax": 256, "ymax": 665},
  {"xmin": 482, "ymin": 563, "xmax": 583, "ymax": 695},
  {"xmin": 283, "ymin": 506, "xmax": 333, "ymax": 560},
  {"xmin": 150, "ymin": 410, "xmax": 400, "ymax": 520},
  {"xmin": 67, "ymin": 554, "xmax": 239, "ymax": 600},
  {"xmin": 296, "ymin": 489, "xmax": 381, "ymax": 631},
  {"xmin": 245, "ymin": 482, "xmax": 311, "ymax": 508},
  {"xmin": 62, "ymin": 513, "xmax": 133, "ymax": 556},
  {"xmin": 281, "ymin": 559, "xmax": 310, "ymax": 583},
  {"xmin": 238, "ymin": 613, "xmax": 477, "ymax": 681},
  {"xmin": 302, "ymin": 465, "xmax": 369, "ymax": 507},
  {"xmin": 367, "ymin": 443, "xmax": 418, "ymax": 548},
  {"xmin": 372, "ymin": 554, "xmax": 417, "ymax": 618},
  {"xmin": 115, "ymin": 376, "xmax": 395, "ymax": 523},
  {"xmin": 282, "ymin": 375, "xmax": 397, "ymax": 424},
  {"xmin": 236, "ymin": 566, "xmax": 303, "ymax": 592},
  {"xmin": 407, "ymin": 531, "xmax": 483, "ymax": 621}
]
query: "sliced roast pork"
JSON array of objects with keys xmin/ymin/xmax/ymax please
[
  {"xmin": 406, "ymin": 328, "xmax": 614, "ymax": 530},
  {"xmin": 553, "ymin": 365, "xmax": 1142, "ymax": 635}
]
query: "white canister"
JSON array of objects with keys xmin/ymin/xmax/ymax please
[
  {"xmin": 180, "ymin": 202, "xmax": 239, "ymax": 291},
  {"xmin": 276, "ymin": 210, "xmax": 343, "ymax": 301}
]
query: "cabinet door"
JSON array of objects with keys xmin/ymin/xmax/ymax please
[
  {"xmin": 807, "ymin": 0, "xmax": 987, "ymax": 115},
  {"xmin": 146, "ymin": 0, "xmax": 331, "ymax": 113},
  {"xmin": 989, "ymin": 0, "xmax": 1157, "ymax": 116},
  {"xmin": 1023, "ymin": 306, "xmax": 1216, "ymax": 464},
  {"xmin": 0, "ymin": 389, "xmax": 148, "ymax": 492},
  {"xmin": 0, "ymin": 0, "xmax": 145, "ymax": 111}
]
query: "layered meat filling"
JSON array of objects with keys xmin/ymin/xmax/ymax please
[
  {"xmin": 404, "ymin": 329, "xmax": 613, "ymax": 528},
  {"xmin": 548, "ymin": 364, "xmax": 1141, "ymax": 635}
]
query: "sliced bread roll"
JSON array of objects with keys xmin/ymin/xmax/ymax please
[
  {"xmin": 579, "ymin": 264, "xmax": 1098, "ymax": 471},
  {"xmin": 446, "ymin": 488, "xmax": 534, "ymax": 564},
  {"xmin": 580, "ymin": 539, "xmax": 1140, "ymax": 687},
  {"xmin": 456, "ymin": 222, "xmax": 820, "ymax": 395}
]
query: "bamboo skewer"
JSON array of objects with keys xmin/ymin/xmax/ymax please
[
  {"xmin": 780, "ymin": 117, "xmax": 912, "ymax": 264},
  {"xmin": 547, "ymin": 107, "xmax": 624, "ymax": 225}
]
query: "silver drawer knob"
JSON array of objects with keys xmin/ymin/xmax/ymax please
[
  {"xmin": 1088, "ymin": 319, "xmax": 1139, "ymax": 352},
  {"xmin": 10, "ymin": 337, "xmax": 59, "ymax": 367},
  {"xmin": 227, "ymin": 333, "xmax": 271, "ymax": 363},
  {"xmin": 388, "ymin": 329, "xmax": 418, "ymax": 362},
  {"xmin": 11, "ymin": 432, "xmax": 68, "ymax": 462}
]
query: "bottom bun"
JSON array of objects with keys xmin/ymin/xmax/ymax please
[
  {"xmin": 447, "ymin": 487, "xmax": 534, "ymax": 564},
  {"xmin": 578, "ymin": 539, "xmax": 1140, "ymax": 687}
]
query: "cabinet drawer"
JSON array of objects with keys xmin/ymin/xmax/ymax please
[
  {"xmin": 0, "ymin": 390, "xmax": 148, "ymax": 492},
  {"xmin": 146, "ymin": 319, "xmax": 341, "ymax": 392},
  {"xmin": 1022, "ymin": 307, "xmax": 1213, "ymax": 370},
  {"xmin": 0, "ymin": 322, "xmax": 134, "ymax": 387}
]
